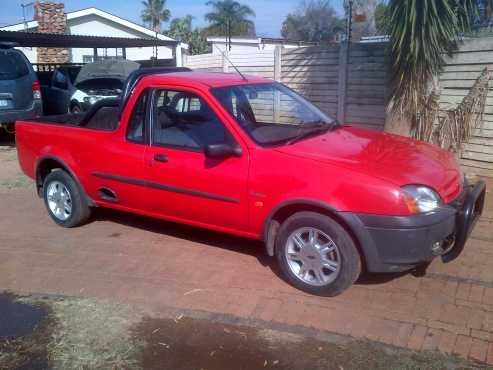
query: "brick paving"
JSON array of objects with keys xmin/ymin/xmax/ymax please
[{"xmin": 1, "ymin": 148, "xmax": 493, "ymax": 364}]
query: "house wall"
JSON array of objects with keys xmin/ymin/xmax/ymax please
[
  {"xmin": 68, "ymin": 14, "xmax": 173, "ymax": 63},
  {"xmin": 17, "ymin": 47, "xmax": 37, "ymax": 63},
  {"xmin": 7, "ymin": 12, "xmax": 174, "ymax": 64}
]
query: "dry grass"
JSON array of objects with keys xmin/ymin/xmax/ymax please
[{"xmin": 20, "ymin": 296, "xmax": 145, "ymax": 370}]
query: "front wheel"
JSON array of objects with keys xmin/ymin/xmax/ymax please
[
  {"xmin": 70, "ymin": 103, "xmax": 82, "ymax": 114},
  {"xmin": 43, "ymin": 169, "xmax": 91, "ymax": 228},
  {"xmin": 275, "ymin": 212, "xmax": 361, "ymax": 296}
]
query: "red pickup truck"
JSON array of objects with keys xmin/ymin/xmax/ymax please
[{"xmin": 16, "ymin": 68, "xmax": 486, "ymax": 296}]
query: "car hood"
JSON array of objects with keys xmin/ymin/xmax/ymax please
[
  {"xmin": 274, "ymin": 126, "xmax": 463, "ymax": 203},
  {"xmin": 75, "ymin": 59, "xmax": 139, "ymax": 86}
]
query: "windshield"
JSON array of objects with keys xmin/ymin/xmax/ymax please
[{"xmin": 211, "ymin": 82, "xmax": 337, "ymax": 146}]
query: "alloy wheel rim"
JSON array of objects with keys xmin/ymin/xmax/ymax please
[
  {"xmin": 46, "ymin": 181, "xmax": 72, "ymax": 221},
  {"xmin": 285, "ymin": 227, "xmax": 341, "ymax": 286}
]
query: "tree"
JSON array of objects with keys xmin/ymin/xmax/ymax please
[
  {"xmin": 205, "ymin": 0, "xmax": 256, "ymax": 50},
  {"xmin": 141, "ymin": 0, "xmax": 171, "ymax": 33},
  {"xmin": 168, "ymin": 15, "xmax": 194, "ymax": 41},
  {"xmin": 388, "ymin": 0, "xmax": 479, "ymax": 139},
  {"xmin": 350, "ymin": 0, "xmax": 378, "ymax": 40},
  {"xmin": 167, "ymin": 16, "xmax": 209, "ymax": 55},
  {"xmin": 281, "ymin": 1, "xmax": 344, "ymax": 43},
  {"xmin": 374, "ymin": 1, "xmax": 389, "ymax": 35}
]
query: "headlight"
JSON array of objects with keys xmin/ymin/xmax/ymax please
[
  {"xmin": 401, "ymin": 185, "xmax": 442, "ymax": 214},
  {"xmin": 83, "ymin": 96, "xmax": 99, "ymax": 105}
]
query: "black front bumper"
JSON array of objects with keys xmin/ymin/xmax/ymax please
[{"xmin": 339, "ymin": 181, "xmax": 486, "ymax": 273}]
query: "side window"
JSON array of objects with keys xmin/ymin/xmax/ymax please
[
  {"xmin": 152, "ymin": 89, "xmax": 232, "ymax": 151},
  {"xmin": 53, "ymin": 70, "xmax": 68, "ymax": 89},
  {"xmin": 127, "ymin": 91, "xmax": 148, "ymax": 144}
]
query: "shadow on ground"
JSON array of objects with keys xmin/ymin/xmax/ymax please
[{"xmin": 93, "ymin": 207, "xmax": 416, "ymax": 288}]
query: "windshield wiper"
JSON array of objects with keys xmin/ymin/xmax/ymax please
[{"xmin": 285, "ymin": 122, "xmax": 334, "ymax": 145}]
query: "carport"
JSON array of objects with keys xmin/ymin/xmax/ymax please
[{"xmin": 0, "ymin": 30, "xmax": 182, "ymax": 67}]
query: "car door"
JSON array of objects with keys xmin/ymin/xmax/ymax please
[
  {"xmin": 51, "ymin": 69, "xmax": 72, "ymax": 114},
  {"xmin": 143, "ymin": 87, "xmax": 250, "ymax": 232},
  {"xmin": 80, "ymin": 90, "xmax": 150, "ymax": 212}
]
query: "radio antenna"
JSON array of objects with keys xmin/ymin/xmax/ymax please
[{"xmin": 214, "ymin": 45, "xmax": 247, "ymax": 81}]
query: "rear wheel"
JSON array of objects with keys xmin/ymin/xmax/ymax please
[
  {"xmin": 275, "ymin": 212, "xmax": 361, "ymax": 296},
  {"xmin": 43, "ymin": 169, "xmax": 91, "ymax": 227}
]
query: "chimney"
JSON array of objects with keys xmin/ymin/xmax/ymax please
[{"xmin": 35, "ymin": 1, "xmax": 70, "ymax": 64}]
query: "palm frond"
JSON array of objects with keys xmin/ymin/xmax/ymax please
[{"xmin": 388, "ymin": 0, "xmax": 480, "ymax": 149}]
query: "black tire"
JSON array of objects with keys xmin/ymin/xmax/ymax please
[
  {"xmin": 43, "ymin": 169, "xmax": 91, "ymax": 228},
  {"xmin": 70, "ymin": 103, "xmax": 82, "ymax": 114},
  {"xmin": 275, "ymin": 211, "xmax": 361, "ymax": 297}
]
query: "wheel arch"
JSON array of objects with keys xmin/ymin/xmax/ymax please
[
  {"xmin": 263, "ymin": 199, "xmax": 368, "ymax": 269},
  {"xmin": 69, "ymin": 100, "xmax": 81, "ymax": 111},
  {"xmin": 35, "ymin": 155, "xmax": 95, "ymax": 206}
]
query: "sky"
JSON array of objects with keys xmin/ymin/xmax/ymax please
[{"xmin": 0, "ymin": 0, "xmax": 345, "ymax": 37}]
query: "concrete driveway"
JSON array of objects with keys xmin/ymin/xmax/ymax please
[{"xmin": 1, "ymin": 143, "xmax": 493, "ymax": 366}]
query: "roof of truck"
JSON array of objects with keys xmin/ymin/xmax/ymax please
[{"xmin": 142, "ymin": 71, "xmax": 272, "ymax": 88}]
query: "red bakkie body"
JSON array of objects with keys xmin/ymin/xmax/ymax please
[{"xmin": 16, "ymin": 71, "xmax": 486, "ymax": 279}]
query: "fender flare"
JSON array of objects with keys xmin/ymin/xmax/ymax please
[
  {"xmin": 261, "ymin": 199, "xmax": 377, "ymax": 270},
  {"xmin": 262, "ymin": 198, "xmax": 340, "ymax": 256},
  {"xmin": 35, "ymin": 155, "xmax": 95, "ymax": 206}
]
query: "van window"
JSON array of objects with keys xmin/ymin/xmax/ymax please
[{"xmin": 0, "ymin": 50, "xmax": 29, "ymax": 80}]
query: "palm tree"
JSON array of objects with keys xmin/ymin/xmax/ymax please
[
  {"xmin": 205, "ymin": 0, "xmax": 256, "ymax": 51},
  {"xmin": 167, "ymin": 15, "xmax": 209, "ymax": 55},
  {"xmin": 168, "ymin": 15, "xmax": 194, "ymax": 41},
  {"xmin": 387, "ymin": 0, "xmax": 478, "ymax": 139},
  {"xmin": 141, "ymin": 0, "xmax": 171, "ymax": 33}
]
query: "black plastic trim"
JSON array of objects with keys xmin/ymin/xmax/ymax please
[
  {"xmin": 92, "ymin": 172, "xmax": 240, "ymax": 204},
  {"xmin": 36, "ymin": 155, "xmax": 96, "ymax": 206},
  {"xmin": 355, "ymin": 207, "xmax": 457, "ymax": 229},
  {"xmin": 262, "ymin": 199, "xmax": 340, "ymax": 256},
  {"xmin": 442, "ymin": 180, "xmax": 486, "ymax": 262},
  {"xmin": 263, "ymin": 199, "xmax": 339, "ymax": 243}
]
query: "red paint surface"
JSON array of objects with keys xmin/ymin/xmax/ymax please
[{"xmin": 16, "ymin": 72, "xmax": 463, "ymax": 240}]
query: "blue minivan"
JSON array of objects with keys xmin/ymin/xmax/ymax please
[{"xmin": 0, "ymin": 42, "xmax": 43, "ymax": 133}]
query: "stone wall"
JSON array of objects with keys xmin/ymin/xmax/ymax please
[{"xmin": 34, "ymin": 1, "xmax": 70, "ymax": 63}]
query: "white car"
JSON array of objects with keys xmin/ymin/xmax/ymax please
[{"xmin": 69, "ymin": 59, "xmax": 139, "ymax": 114}]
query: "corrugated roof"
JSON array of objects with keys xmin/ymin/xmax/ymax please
[{"xmin": 0, "ymin": 30, "xmax": 178, "ymax": 48}]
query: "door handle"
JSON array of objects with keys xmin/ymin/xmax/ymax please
[{"xmin": 154, "ymin": 153, "xmax": 168, "ymax": 163}]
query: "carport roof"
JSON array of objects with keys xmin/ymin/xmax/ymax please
[{"xmin": 0, "ymin": 30, "xmax": 179, "ymax": 48}]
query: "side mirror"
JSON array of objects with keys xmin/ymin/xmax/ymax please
[{"xmin": 205, "ymin": 143, "xmax": 242, "ymax": 158}]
